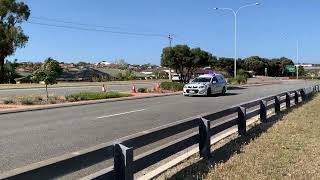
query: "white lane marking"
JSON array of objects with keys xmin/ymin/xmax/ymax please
[{"xmin": 96, "ymin": 109, "xmax": 146, "ymax": 119}]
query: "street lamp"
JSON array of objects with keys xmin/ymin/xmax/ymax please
[{"xmin": 214, "ymin": 3, "xmax": 260, "ymax": 78}]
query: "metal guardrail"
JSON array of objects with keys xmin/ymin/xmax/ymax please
[{"xmin": 1, "ymin": 85, "xmax": 320, "ymax": 180}]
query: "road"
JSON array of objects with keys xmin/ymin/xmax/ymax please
[
  {"xmin": 0, "ymin": 80, "xmax": 318, "ymax": 178},
  {"xmin": 0, "ymin": 82, "xmax": 156, "ymax": 99}
]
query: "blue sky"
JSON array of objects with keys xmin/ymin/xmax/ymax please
[{"xmin": 9, "ymin": 0, "xmax": 320, "ymax": 64}]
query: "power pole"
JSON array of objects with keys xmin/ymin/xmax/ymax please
[{"xmin": 168, "ymin": 34, "xmax": 173, "ymax": 81}]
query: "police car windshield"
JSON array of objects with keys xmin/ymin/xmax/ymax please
[{"xmin": 192, "ymin": 77, "xmax": 211, "ymax": 83}]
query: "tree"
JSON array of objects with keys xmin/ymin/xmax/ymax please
[
  {"xmin": 161, "ymin": 45, "xmax": 190, "ymax": 82},
  {"xmin": 0, "ymin": 0, "xmax": 30, "ymax": 83},
  {"xmin": 161, "ymin": 45, "xmax": 214, "ymax": 82},
  {"xmin": 243, "ymin": 56, "xmax": 267, "ymax": 75},
  {"xmin": 32, "ymin": 58, "xmax": 63, "ymax": 101},
  {"xmin": 4, "ymin": 59, "xmax": 19, "ymax": 83}
]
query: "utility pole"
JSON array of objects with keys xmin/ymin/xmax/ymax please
[{"xmin": 168, "ymin": 34, "xmax": 173, "ymax": 81}]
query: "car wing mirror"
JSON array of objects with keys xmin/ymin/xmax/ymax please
[{"xmin": 212, "ymin": 81, "xmax": 217, "ymax": 84}]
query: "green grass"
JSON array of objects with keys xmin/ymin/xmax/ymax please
[{"xmin": 65, "ymin": 91, "xmax": 132, "ymax": 101}]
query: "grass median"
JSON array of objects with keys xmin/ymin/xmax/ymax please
[
  {"xmin": 168, "ymin": 94, "xmax": 320, "ymax": 180},
  {"xmin": 65, "ymin": 91, "xmax": 132, "ymax": 102}
]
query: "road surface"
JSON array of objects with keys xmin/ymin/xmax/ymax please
[{"xmin": 0, "ymin": 80, "xmax": 318, "ymax": 178}]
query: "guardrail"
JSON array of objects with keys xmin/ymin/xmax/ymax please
[{"xmin": 1, "ymin": 84, "xmax": 320, "ymax": 180}]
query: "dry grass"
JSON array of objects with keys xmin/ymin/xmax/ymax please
[{"xmin": 167, "ymin": 94, "xmax": 320, "ymax": 180}]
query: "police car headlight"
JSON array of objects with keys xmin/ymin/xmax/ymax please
[{"xmin": 199, "ymin": 86, "xmax": 205, "ymax": 88}]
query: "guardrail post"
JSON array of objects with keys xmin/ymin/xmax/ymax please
[
  {"xmin": 286, "ymin": 92, "xmax": 291, "ymax": 109},
  {"xmin": 114, "ymin": 143, "xmax": 133, "ymax": 180},
  {"xmin": 260, "ymin": 100, "xmax": 267, "ymax": 123},
  {"xmin": 199, "ymin": 118, "xmax": 211, "ymax": 158},
  {"xmin": 295, "ymin": 91, "xmax": 299, "ymax": 105},
  {"xmin": 301, "ymin": 89, "xmax": 306, "ymax": 101},
  {"xmin": 238, "ymin": 106, "xmax": 246, "ymax": 136},
  {"xmin": 275, "ymin": 96, "xmax": 281, "ymax": 114}
]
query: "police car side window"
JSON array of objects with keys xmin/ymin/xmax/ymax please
[{"xmin": 212, "ymin": 77, "xmax": 218, "ymax": 82}]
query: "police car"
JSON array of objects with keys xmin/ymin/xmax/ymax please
[{"xmin": 183, "ymin": 74, "xmax": 227, "ymax": 96}]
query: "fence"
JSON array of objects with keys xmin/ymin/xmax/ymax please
[{"xmin": 1, "ymin": 84, "xmax": 320, "ymax": 180}]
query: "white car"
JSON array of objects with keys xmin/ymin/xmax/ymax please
[
  {"xmin": 171, "ymin": 74, "xmax": 181, "ymax": 81},
  {"xmin": 183, "ymin": 74, "xmax": 227, "ymax": 96}
]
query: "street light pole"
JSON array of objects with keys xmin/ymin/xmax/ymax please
[
  {"xmin": 214, "ymin": 3, "xmax": 260, "ymax": 78},
  {"xmin": 168, "ymin": 34, "xmax": 173, "ymax": 81},
  {"xmin": 296, "ymin": 40, "xmax": 299, "ymax": 79}
]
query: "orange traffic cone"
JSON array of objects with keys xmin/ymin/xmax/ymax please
[
  {"xmin": 131, "ymin": 85, "xmax": 136, "ymax": 93},
  {"xmin": 156, "ymin": 83, "xmax": 161, "ymax": 92}
]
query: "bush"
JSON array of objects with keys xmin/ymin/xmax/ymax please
[
  {"xmin": 160, "ymin": 82, "xmax": 184, "ymax": 92},
  {"xmin": 20, "ymin": 98, "xmax": 34, "ymax": 105},
  {"xmin": 137, "ymin": 88, "xmax": 147, "ymax": 93},
  {"xmin": 237, "ymin": 69, "xmax": 252, "ymax": 79},
  {"xmin": 228, "ymin": 75, "xmax": 248, "ymax": 85},
  {"xmin": 3, "ymin": 98, "xmax": 13, "ymax": 104},
  {"xmin": 65, "ymin": 92, "xmax": 132, "ymax": 101}
]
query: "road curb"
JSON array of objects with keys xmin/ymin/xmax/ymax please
[{"xmin": 0, "ymin": 92, "xmax": 182, "ymax": 115}]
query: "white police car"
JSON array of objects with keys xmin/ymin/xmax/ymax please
[{"xmin": 183, "ymin": 74, "xmax": 227, "ymax": 96}]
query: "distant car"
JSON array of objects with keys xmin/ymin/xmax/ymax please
[
  {"xmin": 171, "ymin": 74, "xmax": 181, "ymax": 81},
  {"xmin": 183, "ymin": 74, "xmax": 227, "ymax": 96}
]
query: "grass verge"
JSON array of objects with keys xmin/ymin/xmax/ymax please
[
  {"xmin": 167, "ymin": 94, "xmax": 320, "ymax": 180},
  {"xmin": 65, "ymin": 91, "xmax": 132, "ymax": 102}
]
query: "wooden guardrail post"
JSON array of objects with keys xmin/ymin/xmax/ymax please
[
  {"xmin": 199, "ymin": 118, "xmax": 211, "ymax": 158},
  {"xmin": 275, "ymin": 96, "xmax": 281, "ymax": 114},
  {"xmin": 301, "ymin": 89, "xmax": 306, "ymax": 101},
  {"xmin": 286, "ymin": 92, "xmax": 291, "ymax": 109},
  {"xmin": 238, "ymin": 106, "xmax": 246, "ymax": 136},
  {"xmin": 295, "ymin": 91, "xmax": 299, "ymax": 105},
  {"xmin": 114, "ymin": 143, "xmax": 133, "ymax": 180},
  {"xmin": 260, "ymin": 100, "xmax": 267, "ymax": 123}
]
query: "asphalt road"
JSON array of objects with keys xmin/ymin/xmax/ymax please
[
  {"xmin": 0, "ymin": 82, "xmax": 156, "ymax": 99},
  {"xmin": 0, "ymin": 80, "xmax": 318, "ymax": 178}
]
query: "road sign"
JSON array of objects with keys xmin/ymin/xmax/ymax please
[{"xmin": 286, "ymin": 65, "xmax": 296, "ymax": 73}]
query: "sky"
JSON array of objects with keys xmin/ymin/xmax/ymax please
[{"xmin": 8, "ymin": 0, "xmax": 320, "ymax": 64}]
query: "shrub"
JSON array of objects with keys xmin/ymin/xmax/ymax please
[
  {"xmin": 237, "ymin": 69, "xmax": 252, "ymax": 79},
  {"xmin": 236, "ymin": 75, "xmax": 247, "ymax": 84},
  {"xmin": 65, "ymin": 92, "xmax": 132, "ymax": 101},
  {"xmin": 137, "ymin": 88, "xmax": 147, "ymax": 93},
  {"xmin": 20, "ymin": 98, "xmax": 34, "ymax": 105},
  {"xmin": 227, "ymin": 75, "xmax": 248, "ymax": 85},
  {"xmin": 160, "ymin": 82, "xmax": 184, "ymax": 92},
  {"xmin": 3, "ymin": 98, "xmax": 13, "ymax": 104}
]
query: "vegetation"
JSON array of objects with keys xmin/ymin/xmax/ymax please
[
  {"xmin": 228, "ymin": 75, "xmax": 248, "ymax": 85},
  {"xmin": 0, "ymin": 0, "xmax": 30, "ymax": 84},
  {"xmin": 203, "ymin": 95, "xmax": 320, "ymax": 179},
  {"xmin": 161, "ymin": 45, "xmax": 215, "ymax": 82},
  {"xmin": 2, "ymin": 95, "xmax": 65, "ymax": 105},
  {"xmin": 137, "ymin": 87, "xmax": 147, "ymax": 93},
  {"xmin": 65, "ymin": 91, "xmax": 132, "ymax": 102},
  {"xmin": 160, "ymin": 82, "xmax": 184, "ymax": 92},
  {"xmin": 32, "ymin": 58, "xmax": 63, "ymax": 100},
  {"xmin": 3, "ymin": 59, "xmax": 20, "ymax": 83}
]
